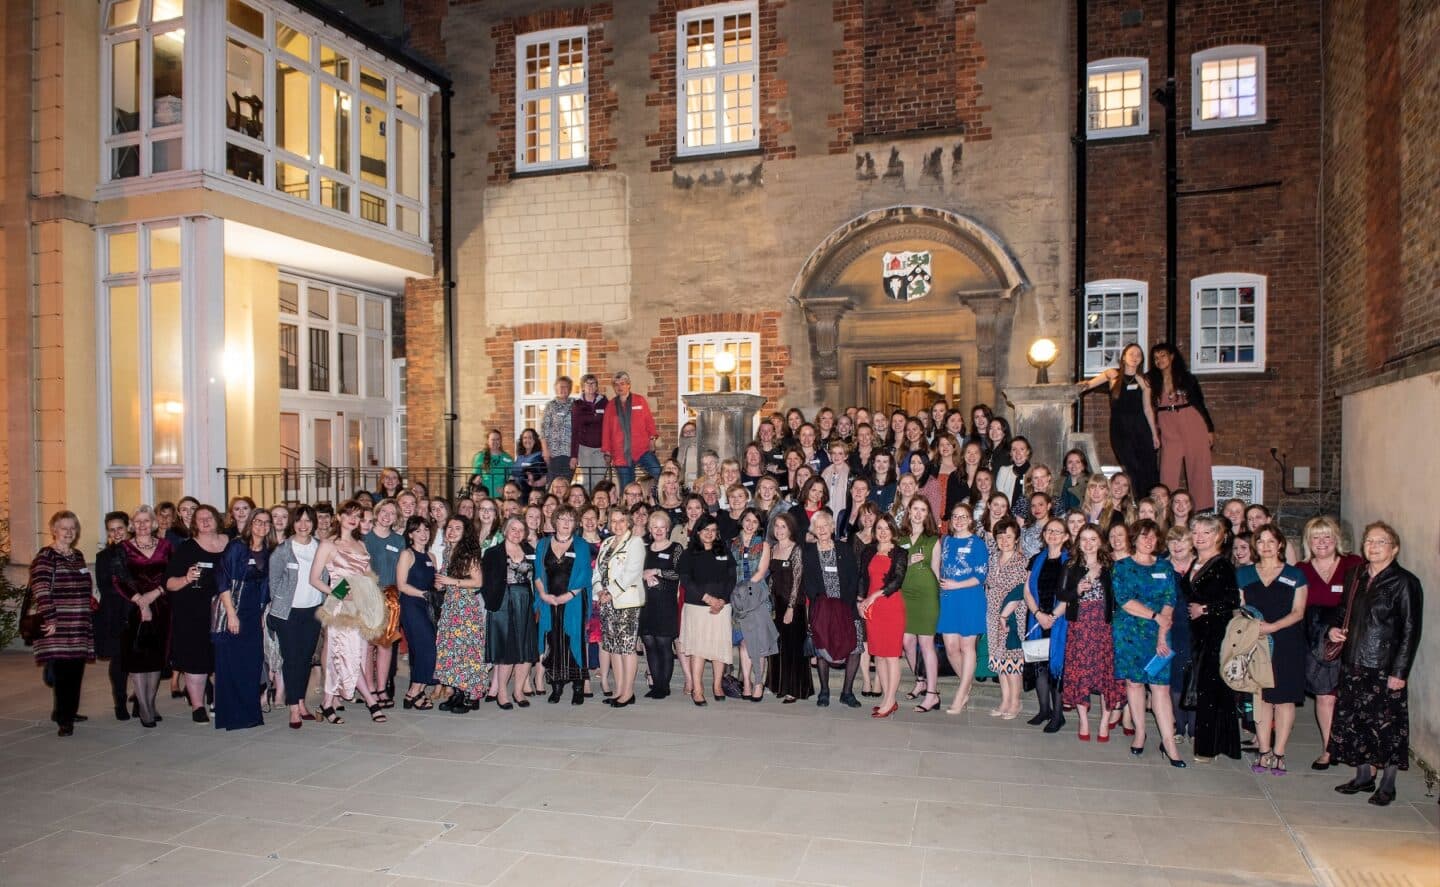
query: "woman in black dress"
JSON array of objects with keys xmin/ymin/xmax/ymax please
[
  {"xmin": 165, "ymin": 504, "xmax": 230, "ymax": 723},
  {"xmin": 1184, "ymin": 515, "xmax": 1241, "ymax": 762},
  {"xmin": 1079, "ymin": 343, "xmax": 1160, "ymax": 494},
  {"xmin": 1237, "ymin": 525, "xmax": 1308, "ymax": 776},
  {"xmin": 482, "ymin": 517, "xmax": 538, "ymax": 708},
  {"xmin": 93, "ymin": 512, "xmax": 132, "ymax": 722},
  {"xmin": 639, "ymin": 510, "xmax": 681, "ymax": 699},
  {"xmin": 536, "ymin": 507, "xmax": 593, "ymax": 704},
  {"xmin": 765, "ymin": 511, "xmax": 814, "ymax": 702}
]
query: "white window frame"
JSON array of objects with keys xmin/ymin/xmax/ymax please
[
  {"xmin": 392, "ymin": 358, "xmax": 408, "ymax": 468},
  {"xmin": 1191, "ymin": 44, "xmax": 1266, "ymax": 130},
  {"xmin": 1086, "ymin": 57, "xmax": 1149, "ymax": 139},
  {"xmin": 278, "ymin": 274, "xmax": 393, "ymax": 402},
  {"xmin": 100, "ymin": 0, "xmax": 191, "ymax": 182},
  {"xmin": 677, "ymin": 331, "xmax": 761, "ymax": 425},
  {"xmin": 515, "ymin": 27, "xmax": 589, "ymax": 173},
  {"xmin": 1190, "ymin": 272, "xmax": 1267, "ymax": 373},
  {"xmin": 514, "ymin": 339, "xmax": 588, "ymax": 438},
  {"xmin": 1082, "ymin": 279, "xmax": 1149, "ymax": 375},
  {"xmin": 676, "ymin": 1, "xmax": 760, "ymax": 157},
  {"xmin": 1212, "ymin": 466, "xmax": 1264, "ymax": 506}
]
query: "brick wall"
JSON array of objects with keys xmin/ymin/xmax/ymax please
[
  {"xmin": 403, "ymin": 276, "xmax": 444, "ymax": 469},
  {"xmin": 487, "ymin": 4, "xmax": 618, "ymax": 184},
  {"xmin": 481, "ymin": 321, "xmax": 619, "ymax": 439},
  {"xmin": 644, "ymin": 312, "xmax": 791, "ymax": 445},
  {"xmin": 829, "ymin": 0, "xmax": 991, "ymax": 152},
  {"xmin": 1083, "ymin": 0, "xmax": 1323, "ymax": 505},
  {"xmin": 644, "ymin": 0, "xmax": 795, "ymax": 172},
  {"xmin": 1320, "ymin": 0, "xmax": 1440, "ymax": 487}
]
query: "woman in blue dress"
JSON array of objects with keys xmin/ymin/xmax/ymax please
[
  {"xmin": 1237, "ymin": 524, "xmax": 1308, "ymax": 776},
  {"xmin": 213, "ymin": 509, "xmax": 272, "ymax": 731},
  {"xmin": 934, "ymin": 503, "xmax": 989, "ymax": 714},
  {"xmin": 1111, "ymin": 519, "xmax": 1186, "ymax": 766}
]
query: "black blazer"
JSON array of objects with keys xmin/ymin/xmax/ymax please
[
  {"xmin": 480, "ymin": 541, "xmax": 534, "ymax": 611},
  {"xmin": 800, "ymin": 542, "xmax": 859, "ymax": 606},
  {"xmin": 1059, "ymin": 560, "xmax": 1115, "ymax": 624},
  {"xmin": 857, "ymin": 543, "xmax": 907, "ymax": 598}
]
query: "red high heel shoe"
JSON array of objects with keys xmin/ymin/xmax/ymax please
[{"xmin": 872, "ymin": 703, "xmax": 899, "ymax": 719}]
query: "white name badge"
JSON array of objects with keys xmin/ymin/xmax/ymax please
[
  {"xmin": 198, "ymin": 562, "xmax": 214, "ymax": 569},
  {"xmin": 779, "ymin": 560, "xmax": 789, "ymax": 567},
  {"xmin": 899, "ymin": 543, "xmax": 911, "ymax": 550},
  {"xmin": 1151, "ymin": 572, "xmax": 1167, "ymax": 580},
  {"xmin": 1127, "ymin": 383, "xmax": 1139, "ymax": 391},
  {"xmin": 78, "ymin": 567, "xmax": 90, "ymax": 574},
  {"xmin": 960, "ymin": 545, "xmax": 972, "ymax": 555},
  {"xmin": 632, "ymin": 405, "xmax": 643, "ymax": 411},
  {"xmin": 248, "ymin": 559, "xmax": 257, "ymax": 566},
  {"xmin": 1278, "ymin": 575, "xmax": 1296, "ymax": 587},
  {"xmin": 1331, "ymin": 584, "xmax": 1342, "ymax": 595},
  {"xmin": 564, "ymin": 551, "xmax": 576, "ymax": 559},
  {"xmin": 824, "ymin": 565, "xmax": 839, "ymax": 573},
  {"xmin": 715, "ymin": 555, "xmax": 728, "ymax": 561},
  {"xmin": 657, "ymin": 553, "xmax": 670, "ymax": 560},
  {"xmin": 286, "ymin": 563, "xmax": 299, "ymax": 571},
  {"xmin": 526, "ymin": 554, "xmax": 536, "ymax": 561},
  {"xmin": 386, "ymin": 545, "xmax": 400, "ymax": 553},
  {"xmin": 595, "ymin": 409, "xmax": 605, "ymax": 415}
]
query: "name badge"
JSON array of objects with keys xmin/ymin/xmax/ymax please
[
  {"xmin": 564, "ymin": 551, "xmax": 576, "ymax": 559},
  {"xmin": 824, "ymin": 565, "xmax": 839, "ymax": 573},
  {"xmin": 1151, "ymin": 572, "xmax": 1167, "ymax": 580},
  {"xmin": 715, "ymin": 555, "xmax": 728, "ymax": 561},
  {"xmin": 1127, "ymin": 383, "xmax": 1139, "ymax": 391},
  {"xmin": 657, "ymin": 553, "xmax": 670, "ymax": 560},
  {"xmin": 286, "ymin": 563, "xmax": 299, "ymax": 571},
  {"xmin": 899, "ymin": 543, "xmax": 911, "ymax": 550},
  {"xmin": 960, "ymin": 545, "xmax": 972, "ymax": 555},
  {"xmin": 198, "ymin": 562, "xmax": 214, "ymax": 569},
  {"xmin": 1331, "ymin": 584, "xmax": 1342, "ymax": 595},
  {"xmin": 1278, "ymin": 575, "xmax": 1296, "ymax": 587},
  {"xmin": 779, "ymin": 560, "xmax": 789, "ymax": 567},
  {"xmin": 386, "ymin": 545, "xmax": 400, "ymax": 553},
  {"xmin": 632, "ymin": 405, "xmax": 642, "ymax": 411},
  {"xmin": 247, "ymin": 559, "xmax": 257, "ymax": 566},
  {"xmin": 526, "ymin": 554, "xmax": 536, "ymax": 561},
  {"xmin": 78, "ymin": 567, "xmax": 90, "ymax": 574},
  {"xmin": 595, "ymin": 409, "xmax": 605, "ymax": 415}
]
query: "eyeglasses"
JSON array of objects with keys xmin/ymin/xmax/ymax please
[{"xmin": 1363, "ymin": 538, "xmax": 1395, "ymax": 548}]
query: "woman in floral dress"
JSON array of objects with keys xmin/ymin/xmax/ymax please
[
  {"xmin": 433, "ymin": 516, "xmax": 491, "ymax": 712},
  {"xmin": 984, "ymin": 517, "xmax": 1029, "ymax": 719}
]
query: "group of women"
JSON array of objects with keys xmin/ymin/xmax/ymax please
[{"xmin": 28, "ymin": 387, "xmax": 1423, "ymax": 807}]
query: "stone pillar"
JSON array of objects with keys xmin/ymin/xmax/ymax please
[
  {"xmin": 684, "ymin": 392, "xmax": 767, "ymax": 463},
  {"xmin": 1001, "ymin": 383, "xmax": 1080, "ymax": 473},
  {"xmin": 801, "ymin": 294, "xmax": 853, "ymax": 382}
]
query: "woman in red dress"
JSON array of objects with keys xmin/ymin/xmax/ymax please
[{"xmin": 859, "ymin": 515, "xmax": 907, "ymax": 718}]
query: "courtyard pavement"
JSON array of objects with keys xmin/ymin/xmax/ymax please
[{"xmin": 0, "ymin": 651, "xmax": 1435, "ymax": 886}]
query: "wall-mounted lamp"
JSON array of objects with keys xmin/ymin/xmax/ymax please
[{"xmin": 1027, "ymin": 338, "xmax": 1058, "ymax": 384}]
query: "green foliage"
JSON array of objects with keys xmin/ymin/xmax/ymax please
[{"xmin": 0, "ymin": 519, "xmax": 25, "ymax": 648}]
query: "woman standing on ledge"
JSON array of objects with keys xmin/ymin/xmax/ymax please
[{"xmin": 1079, "ymin": 343, "xmax": 1160, "ymax": 495}]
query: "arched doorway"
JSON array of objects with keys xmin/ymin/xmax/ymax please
[{"xmin": 789, "ymin": 206, "xmax": 1029, "ymax": 412}]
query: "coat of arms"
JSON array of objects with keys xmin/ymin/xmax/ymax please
[{"xmin": 882, "ymin": 251, "xmax": 933, "ymax": 302}]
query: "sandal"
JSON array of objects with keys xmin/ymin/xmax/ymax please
[
  {"xmin": 320, "ymin": 707, "xmax": 344, "ymax": 725},
  {"xmin": 403, "ymin": 692, "xmax": 432, "ymax": 710},
  {"xmin": 367, "ymin": 702, "xmax": 388, "ymax": 723},
  {"xmin": 376, "ymin": 693, "xmax": 394, "ymax": 709},
  {"xmin": 914, "ymin": 692, "xmax": 942, "ymax": 713},
  {"xmin": 905, "ymin": 680, "xmax": 928, "ymax": 700},
  {"xmin": 1269, "ymin": 754, "xmax": 1287, "ymax": 776},
  {"xmin": 1250, "ymin": 751, "xmax": 1275, "ymax": 774}
]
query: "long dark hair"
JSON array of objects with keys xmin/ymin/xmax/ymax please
[
  {"xmin": 1147, "ymin": 341, "xmax": 1195, "ymax": 394},
  {"xmin": 446, "ymin": 517, "xmax": 483, "ymax": 578}
]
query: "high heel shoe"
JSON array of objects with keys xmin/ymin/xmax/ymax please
[
  {"xmin": 1129, "ymin": 743, "xmax": 1145, "ymax": 757},
  {"xmin": 872, "ymin": 702, "xmax": 899, "ymax": 719},
  {"xmin": 914, "ymin": 692, "xmax": 941, "ymax": 713},
  {"xmin": 1160, "ymin": 746, "xmax": 1188, "ymax": 768},
  {"xmin": 905, "ymin": 680, "xmax": 927, "ymax": 700},
  {"xmin": 692, "ymin": 694, "xmax": 707, "ymax": 707},
  {"xmin": 403, "ymin": 691, "xmax": 433, "ymax": 710},
  {"xmin": 367, "ymin": 702, "xmax": 388, "ymax": 723},
  {"xmin": 945, "ymin": 697, "xmax": 969, "ymax": 715}
]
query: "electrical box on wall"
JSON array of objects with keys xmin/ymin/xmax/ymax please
[{"xmin": 1293, "ymin": 466, "xmax": 1311, "ymax": 488}]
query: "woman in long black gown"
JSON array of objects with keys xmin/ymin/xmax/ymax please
[
  {"xmin": 536, "ymin": 507, "xmax": 592, "ymax": 704},
  {"xmin": 639, "ymin": 510, "xmax": 681, "ymax": 700},
  {"xmin": 766, "ymin": 511, "xmax": 814, "ymax": 702},
  {"xmin": 1185, "ymin": 514, "xmax": 1241, "ymax": 762},
  {"xmin": 213, "ymin": 511, "xmax": 272, "ymax": 731}
]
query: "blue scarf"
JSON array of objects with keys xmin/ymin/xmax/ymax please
[
  {"xmin": 534, "ymin": 535, "xmax": 593, "ymax": 667},
  {"xmin": 1027, "ymin": 548, "xmax": 1069, "ymax": 679}
]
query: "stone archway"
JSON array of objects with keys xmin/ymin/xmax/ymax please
[{"xmin": 789, "ymin": 206, "xmax": 1029, "ymax": 410}]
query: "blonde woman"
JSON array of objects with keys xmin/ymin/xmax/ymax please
[{"xmin": 1298, "ymin": 516, "xmax": 1363, "ymax": 769}]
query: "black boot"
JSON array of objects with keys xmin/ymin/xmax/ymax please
[
  {"xmin": 1028, "ymin": 669, "xmax": 1054, "ymax": 726},
  {"xmin": 548, "ymin": 684, "xmax": 564, "ymax": 704},
  {"xmin": 1043, "ymin": 678, "xmax": 1066, "ymax": 733},
  {"xmin": 448, "ymin": 691, "xmax": 471, "ymax": 714},
  {"xmin": 571, "ymin": 682, "xmax": 585, "ymax": 705}
]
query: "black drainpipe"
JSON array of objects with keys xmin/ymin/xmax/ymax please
[
  {"xmin": 1072, "ymin": 0, "xmax": 1088, "ymax": 431},
  {"xmin": 441, "ymin": 87, "xmax": 458, "ymax": 495},
  {"xmin": 1163, "ymin": 0, "xmax": 1178, "ymax": 343}
]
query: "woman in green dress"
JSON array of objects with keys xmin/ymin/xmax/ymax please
[
  {"xmin": 897, "ymin": 497, "xmax": 942, "ymax": 712},
  {"xmin": 470, "ymin": 428, "xmax": 514, "ymax": 497}
]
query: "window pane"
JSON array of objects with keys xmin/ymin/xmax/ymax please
[
  {"xmin": 112, "ymin": 145, "xmax": 140, "ymax": 180},
  {"xmin": 109, "ymin": 229, "xmax": 138, "ymax": 275},
  {"xmin": 112, "ymin": 478, "xmax": 143, "ymax": 513},
  {"xmin": 397, "ymin": 205, "xmax": 420, "ymax": 236},
  {"xmin": 152, "ymin": 0, "xmax": 183, "ymax": 23},
  {"xmin": 307, "ymin": 286, "xmax": 328, "ymax": 320},
  {"xmin": 112, "ymin": 40, "xmax": 140, "ymax": 134},
  {"xmin": 525, "ymin": 42, "xmax": 552, "ymax": 91},
  {"xmin": 337, "ymin": 292, "xmax": 358, "ymax": 326},
  {"xmin": 320, "ymin": 84, "xmax": 351, "ymax": 173},
  {"xmin": 339, "ymin": 332, "xmax": 358, "ymax": 395},
  {"xmin": 314, "ymin": 418, "xmax": 332, "ymax": 471},
  {"xmin": 276, "ymin": 63, "xmax": 310, "ymax": 157},
  {"xmin": 361, "ymin": 192, "xmax": 387, "ymax": 226},
  {"xmin": 308, "ymin": 328, "xmax": 330, "ymax": 391},
  {"xmin": 153, "ymin": 476, "xmax": 184, "ymax": 507},
  {"xmin": 397, "ymin": 83, "xmax": 421, "ymax": 115},
  {"xmin": 361, "ymin": 103, "xmax": 387, "ymax": 186},
  {"xmin": 280, "ymin": 412, "xmax": 299, "ymax": 471},
  {"xmin": 366, "ymin": 335, "xmax": 384, "ymax": 397},
  {"xmin": 276, "ymin": 161, "xmax": 309, "ymax": 200},
  {"xmin": 279, "ymin": 280, "xmax": 299, "ymax": 314},
  {"xmin": 108, "ymin": 0, "xmax": 140, "ymax": 28},
  {"xmin": 150, "ymin": 281, "xmax": 184, "ymax": 465},
  {"xmin": 686, "ymin": 18, "xmax": 716, "ymax": 70},
  {"xmin": 279, "ymin": 322, "xmax": 299, "ymax": 389},
  {"xmin": 557, "ymin": 94, "xmax": 586, "ymax": 161},
  {"xmin": 148, "ymin": 225, "xmax": 181, "ymax": 269},
  {"xmin": 228, "ymin": 0, "xmax": 263, "ymax": 37},
  {"xmin": 722, "ymin": 14, "xmax": 752, "ymax": 64},
  {"xmin": 109, "ymin": 285, "xmax": 140, "ymax": 465},
  {"xmin": 524, "ymin": 98, "xmax": 552, "ymax": 163},
  {"xmin": 397, "ymin": 119, "xmax": 420, "ymax": 199},
  {"xmin": 320, "ymin": 43, "xmax": 350, "ymax": 80},
  {"xmin": 686, "ymin": 76, "xmax": 717, "ymax": 147},
  {"xmin": 226, "ymin": 142, "xmax": 263, "ymax": 183},
  {"xmin": 277, "ymin": 22, "xmax": 309, "ymax": 60},
  {"xmin": 152, "ymin": 139, "xmax": 182, "ymax": 173},
  {"xmin": 152, "ymin": 30, "xmax": 184, "ymax": 124},
  {"xmin": 557, "ymin": 37, "xmax": 585, "ymax": 87},
  {"xmin": 321, "ymin": 177, "xmax": 350, "ymax": 212},
  {"xmin": 360, "ymin": 67, "xmax": 387, "ymax": 100},
  {"xmin": 226, "ymin": 39, "xmax": 264, "ymax": 138}
]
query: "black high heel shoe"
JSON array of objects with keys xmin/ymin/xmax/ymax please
[
  {"xmin": 1159, "ymin": 746, "xmax": 1188, "ymax": 768},
  {"xmin": 1129, "ymin": 743, "xmax": 1145, "ymax": 757}
]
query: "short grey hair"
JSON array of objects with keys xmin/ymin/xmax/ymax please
[{"xmin": 612, "ymin": 371, "xmax": 631, "ymax": 383}]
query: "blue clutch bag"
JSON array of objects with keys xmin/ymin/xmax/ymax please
[{"xmin": 1144, "ymin": 649, "xmax": 1175, "ymax": 682}]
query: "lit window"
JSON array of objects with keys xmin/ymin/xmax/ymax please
[
  {"xmin": 279, "ymin": 277, "xmax": 393, "ymax": 398},
  {"xmin": 1190, "ymin": 273, "xmax": 1266, "ymax": 372},
  {"xmin": 516, "ymin": 28, "xmax": 588, "ymax": 171},
  {"xmin": 677, "ymin": 3, "xmax": 759, "ymax": 156},
  {"xmin": 1086, "ymin": 58, "xmax": 1148, "ymax": 139},
  {"xmin": 1082, "ymin": 280, "xmax": 1148, "ymax": 375},
  {"xmin": 677, "ymin": 332, "xmax": 759, "ymax": 424},
  {"xmin": 515, "ymin": 340, "xmax": 587, "ymax": 435},
  {"xmin": 103, "ymin": 0, "xmax": 186, "ymax": 180},
  {"xmin": 1192, "ymin": 45, "xmax": 1265, "ymax": 129}
]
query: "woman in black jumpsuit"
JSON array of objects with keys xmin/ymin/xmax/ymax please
[{"xmin": 1079, "ymin": 343, "xmax": 1160, "ymax": 494}]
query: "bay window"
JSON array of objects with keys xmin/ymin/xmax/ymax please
[{"xmin": 103, "ymin": 0, "xmax": 187, "ymax": 180}]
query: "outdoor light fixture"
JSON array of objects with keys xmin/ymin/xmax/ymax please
[
  {"xmin": 1027, "ymin": 338, "xmax": 1058, "ymax": 384},
  {"xmin": 712, "ymin": 349, "xmax": 737, "ymax": 392}
]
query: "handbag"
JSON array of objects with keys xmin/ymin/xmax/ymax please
[
  {"xmin": 1320, "ymin": 571, "xmax": 1360, "ymax": 662},
  {"xmin": 1021, "ymin": 623, "xmax": 1050, "ymax": 663},
  {"xmin": 378, "ymin": 585, "xmax": 403, "ymax": 646},
  {"xmin": 18, "ymin": 586, "xmax": 43, "ymax": 645}
]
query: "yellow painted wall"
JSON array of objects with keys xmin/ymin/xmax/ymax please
[{"xmin": 225, "ymin": 254, "xmax": 281, "ymax": 473}]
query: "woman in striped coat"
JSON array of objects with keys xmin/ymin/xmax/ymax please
[{"xmin": 30, "ymin": 511, "xmax": 96, "ymax": 737}]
